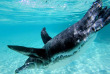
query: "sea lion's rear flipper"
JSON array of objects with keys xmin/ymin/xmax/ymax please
[
  {"xmin": 41, "ymin": 27, "xmax": 52, "ymax": 44},
  {"xmin": 7, "ymin": 45, "xmax": 47, "ymax": 59}
]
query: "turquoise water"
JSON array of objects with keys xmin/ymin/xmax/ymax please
[{"xmin": 0, "ymin": 0, "xmax": 110, "ymax": 74}]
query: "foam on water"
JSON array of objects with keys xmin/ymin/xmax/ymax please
[{"xmin": 0, "ymin": 0, "xmax": 110, "ymax": 74}]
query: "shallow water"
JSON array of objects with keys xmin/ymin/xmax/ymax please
[{"xmin": 0, "ymin": 0, "xmax": 110, "ymax": 74}]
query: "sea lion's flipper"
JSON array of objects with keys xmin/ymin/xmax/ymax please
[
  {"xmin": 41, "ymin": 27, "xmax": 52, "ymax": 44},
  {"xmin": 7, "ymin": 45, "xmax": 47, "ymax": 58}
]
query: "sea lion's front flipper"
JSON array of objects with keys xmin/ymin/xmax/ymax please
[
  {"xmin": 41, "ymin": 27, "xmax": 52, "ymax": 44},
  {"xmin": 7, "ymin": 45, "xmax": 47, "ymax": 59}
]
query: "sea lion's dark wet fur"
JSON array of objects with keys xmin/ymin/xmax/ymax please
[{"xmin": 7, "ymin": 0, "xmax": 110, "ymax": 73}]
